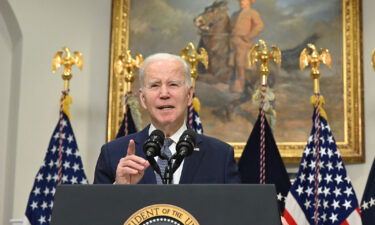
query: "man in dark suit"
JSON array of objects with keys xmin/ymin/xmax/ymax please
[{"xmin": 94, "ymin": 53, "xmax": 240, "ymax": 184}]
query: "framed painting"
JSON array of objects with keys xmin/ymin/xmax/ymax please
[{"xmin": 107, "ymin": 0, "xmax": 364, "ymax": 163}]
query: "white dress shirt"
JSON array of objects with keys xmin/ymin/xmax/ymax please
[{"xmin": 148, "ymin": 123, "xmax": 187, "ymax": 184}]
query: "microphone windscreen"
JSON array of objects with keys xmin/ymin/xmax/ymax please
[
  {"xmin": 150, "ymin": 129, "xmax": 165, "ymax": 140},
  {"xmin": 143, "ymin": 129, "xmax": 165, "ymax": 157},
  {"xmin": 180, "ymin": 129, "xmax": 197, "ymax": 144}
]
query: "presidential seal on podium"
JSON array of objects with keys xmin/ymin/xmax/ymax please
[{"xmin": 124, "ymin": 204, "xmax": 199, "ymax": 225}]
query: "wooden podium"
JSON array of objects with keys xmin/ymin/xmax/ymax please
[{"xmin": 51, "ymin": 184, "xmax": 281, "ymax": 225}]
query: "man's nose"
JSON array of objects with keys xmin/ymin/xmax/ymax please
[{"xmin": 159, "ymin": 84, "xmax": 170, "ymax": 99}]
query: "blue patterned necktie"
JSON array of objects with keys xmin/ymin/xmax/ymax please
[{"xmin": 156, "ymin": 138, "xmax": 173, "ymax": 184}]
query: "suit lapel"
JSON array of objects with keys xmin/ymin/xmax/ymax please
[
  {"xmin": 134, "ymin": 125, "xmax": 157, "ymax": 184},
  {"xmin": 179, "ymin": 134, "xmax": 205, "ymax": 184}
]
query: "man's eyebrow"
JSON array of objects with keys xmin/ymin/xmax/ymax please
[
  {"xmin": 147, "ymin": 80, "xmax": 161, "ymax": 84},
  {"xmin": 169, "ymin": 79, "xmax": 185, "ymax": 83}
]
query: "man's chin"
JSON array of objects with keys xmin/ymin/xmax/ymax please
[
  {"xmin": 153, "ymin": 117, "xmax": 184, "ymax": 129},
  {"xmin": 158, "ymin": 119, "xmax": 177, "ymax": 126}
]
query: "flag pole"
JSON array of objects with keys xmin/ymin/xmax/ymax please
[
  {"xmin": 180, "ymin": 42, "xmax": 208, "ymax": 130},
  {"xmin": 114, "ymin": 49, "xmax": 143, "ymax": 136},
  {"xmin": 248, "ymin": 40, "xmax": 281, "ymax": 184},
  {"xmin": 300, "ymin": 43, "xmax": 332, "ymax": 225},
  {"xmin": 284, "ymin": 43, "xmax": 361, "ymax": 225},
  {"xmin": 180, "ymin": 42, "xmax": 208, "ymax": 88},
  {"xmin": 52, "ymin": 47, "xmax": 83, "ymax": 184},
  {"xmin": 115, "ymin": 49, "xmax": 143, "ymax": 94},
  {"xmin": 23, "ymin": 47, "xmax": 87, "ymax": 225}
]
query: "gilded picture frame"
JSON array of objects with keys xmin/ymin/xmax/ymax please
[{"xmin": 106, "ymin": 0, "xmax": 364, "ymax": 163}]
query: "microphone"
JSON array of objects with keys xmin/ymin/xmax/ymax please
[
  {"xmin": 171, "ymin": 129, "xmax": 197, "ymax": 173},
  {"xmin": 143, "ymin": 129, "xmax": 165, "ymax": 175}
]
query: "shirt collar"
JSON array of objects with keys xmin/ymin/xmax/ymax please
[{"xmin": 148, "ymin": 123, "xmax": 187, "ymax": 144}]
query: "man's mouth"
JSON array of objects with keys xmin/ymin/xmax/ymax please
[{"xmin": 157, "ymin": 105, "xmax": 175, "ymax": 111}]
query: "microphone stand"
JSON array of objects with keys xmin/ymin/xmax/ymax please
[
  {"xmin": 162, "ymin": 158, "xmax": 174, "ymax": 184},
  {"xmin": 159, "ymin": 153, "xmax": 174, "ymax": 184}
]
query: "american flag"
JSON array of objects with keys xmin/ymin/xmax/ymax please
[
  {"xmin": 238, "ymin": 114, "xmax": 291, "ymax": 212},
  {"xmin": 284, "ymin": 108, "xmax": 362, "ymax": 225},
  {"xmin": 187, "ymin": 97, "xmax": 203, "ymax": 134},
  {"xmin": 24, "ymin": 105, "xmax": 88, "ymax": 225},
  {"xmin": 116, "ymin": 94, "xmax": 138, "ymax": 138},
  {"xmin": 116, "ymin": 107, "xmax": 137, "ymax": 138},
  {"xmin": 360, "ymin": 159, "xmax": 375, "ymax": 225}
]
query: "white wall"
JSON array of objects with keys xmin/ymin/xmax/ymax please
[
  {"xmin": 0, "ymin": 0, "xmax": 111, "ymax": 223},
  {"xmin": 0, "ymin": 8, "xmax": 16, "ymax": 225},
  {"xmin": 1, "ymin": 0, "xmax": 375, "ymax": 223},
  {"xmin": 0, "ymin": 1, "xmax": 23, "ymax": 224}
]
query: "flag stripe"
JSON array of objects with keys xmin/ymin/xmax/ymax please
[
  {"xmin": 345, "ymin": 208, "xmax": 362, "ymax": 224},
  {"xmin": 22, "ymin": 215, "xmax": 31, "ymax": 225},
  {"xmin": 283, "ymin": 209, "xmax": 297, "ymax": 225},
  {"xmin": 285, "ymin": 194, "xmax": 310, "ymax": 225},
  {"xmin": 360, "ymin": 159, "xmax": 375, "ymax": 225}
]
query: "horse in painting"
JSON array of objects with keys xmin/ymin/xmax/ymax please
[{"xmin": 194, "ymin": 0, "xmax": 231, "ymax": 80}]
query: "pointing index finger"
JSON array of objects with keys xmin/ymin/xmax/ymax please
[{"xmin": 127, "ymin": 139, "xmax": 135, "ymax": 156}]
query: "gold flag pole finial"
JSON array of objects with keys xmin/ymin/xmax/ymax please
[
  {"xmin": 180, "ymin": 42, "xmax": 208, "ymax": 88},
  {"xmin": 248, "ymin": 39, "xmax": 281, "ymax": 86},
  {"xmin": 52, "ymin": 47, "xmax": 83, "ymax": 91},
  {"xmin": 114, "ymin": 49, "xmax": 143, "ymax": 93},
  {"xmin": 299, "ymin": 43, "xmax": 332, "ymax": 94}
]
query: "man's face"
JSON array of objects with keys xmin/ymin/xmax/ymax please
[
  {"xmin": 139, "ymin": 58, "xmax": 193, "ymax": 129},
  {"xmin": 239, "ymin": 0, "xmax": 252, "ymax": 9}
]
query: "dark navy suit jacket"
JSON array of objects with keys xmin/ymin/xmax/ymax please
[{"xmin": 94, "ymin": 126, "xmax": 240, "ymax": 184}]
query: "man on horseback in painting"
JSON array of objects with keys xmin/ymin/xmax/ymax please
[{"xmin": 229, "ymin": 0, "xmax": 264, "ymax": 93}]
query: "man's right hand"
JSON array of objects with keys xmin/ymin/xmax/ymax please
[{"xmin": 115, "ymin": 139, "xmax": 150, "ymax": 184}]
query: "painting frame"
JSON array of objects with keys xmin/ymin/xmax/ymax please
[{"xmin": 106, "ymin": 0, "xmax": 364, "ymax": 163}]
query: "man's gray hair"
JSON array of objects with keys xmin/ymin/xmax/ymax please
[{"xmin": 138, "ymin": 53, "xmax": 192, "ymax": 88}]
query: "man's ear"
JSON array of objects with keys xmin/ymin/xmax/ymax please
[
  {"xmin": 139, "ymin": 88, "xmax": 147, "ymax": 109},
  {"xmin": 187, "ymin": 86, "xmax": 194, "ymax": 106}
]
